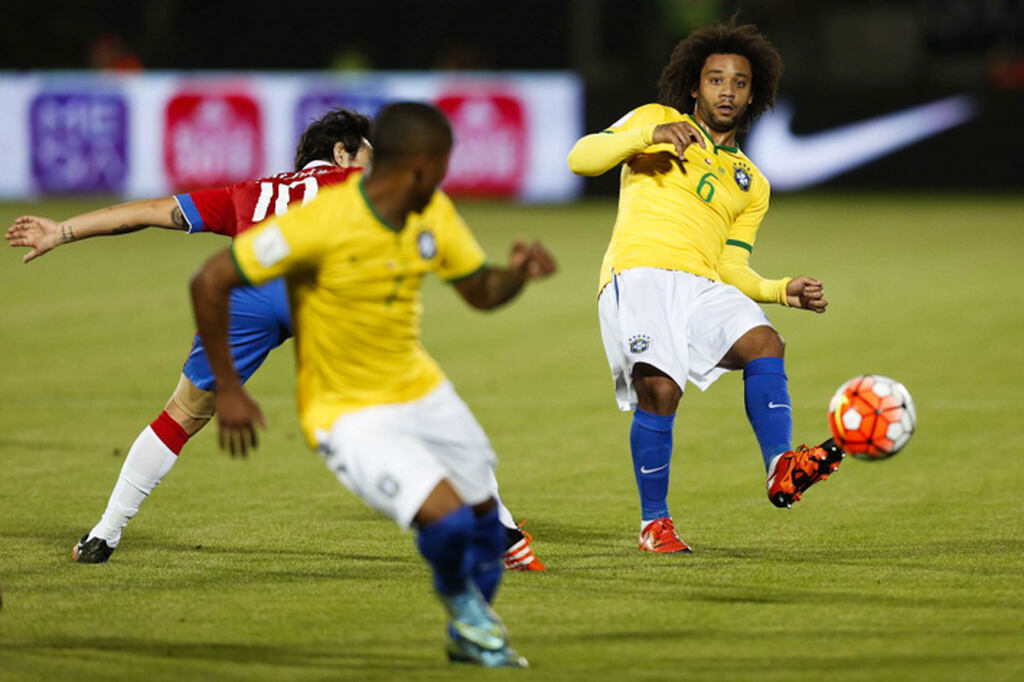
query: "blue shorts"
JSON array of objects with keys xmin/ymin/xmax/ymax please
[{"xmin": 183, "ymin": 278, "xmax": 292, "ymax": 391}]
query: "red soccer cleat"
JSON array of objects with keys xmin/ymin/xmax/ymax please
[
  {"xmin": 638, "ymin": 517, "xmax": 692, "ymax": 554},
  {"xmin": 502, "ymin": 523, "xmax": 546, "ymax": 571},
  {"xmin": 766, "ymin": 438, "xmax": 845, "ymax": 508}
]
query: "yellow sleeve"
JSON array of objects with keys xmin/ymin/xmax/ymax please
[
  {"xmin": 717, "ymin": 179, "xmax": 791, "ymax": 305},
  {"xmin": 231, "ymin": 192, "xmax": 337, "ymax": 286},
  {"xmin": 567, "ymin": 104, "xmax": 662, "ymax": 177},
  {"xmin": 430, "ymin": 192, "xmax": 487, "ymax": 282}
]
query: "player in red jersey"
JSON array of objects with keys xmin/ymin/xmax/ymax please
[{"xmin": 6, "ymin": 108, "xmax": 545, "ymax": 570}]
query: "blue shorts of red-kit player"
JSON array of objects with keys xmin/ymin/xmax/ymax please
[{"xmin": 182, "ymin": 278, "xmax": 293, "ymax": 390}]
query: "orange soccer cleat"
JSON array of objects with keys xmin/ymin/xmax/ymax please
[
  {"xmin": 767, "ymin": 438, "xmax": 845, "ymax": 508},
  {"xmin": 638, "ymin": 517, "xmax": 692, "ymax": 554},
  {"xmin": 502, "ymin": 523, "xmax": 546, "ymax": 571}
]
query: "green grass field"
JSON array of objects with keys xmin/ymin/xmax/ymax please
[{"xmin": 1, "ymin": 193, "xmax": 1023, "ymax": 681}]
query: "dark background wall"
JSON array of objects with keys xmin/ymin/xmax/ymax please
[{"xmin": 3, "ymin": 0, "xmax": 1022, "ymax": 193}]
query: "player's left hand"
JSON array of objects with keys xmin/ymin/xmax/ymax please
[
  {"xmin": 214, "ymin": 386, "xmax": 267, "ymax": 458},
  {"xmin": 5, "ymin": 215, "xmax": 63, "ymax": 263},
  {"xmin": 786, "ymin": 276, "xmax": 828, "ymax": 313},
  {"xmin": 509, "ymin": 240, "xmax": 557, "ymax": 280}
]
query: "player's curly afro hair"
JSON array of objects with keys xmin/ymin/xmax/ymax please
[
  {"xmin": 294, "ymin": 107, "xmax": 373, "ymax": 170},
  {"xmin": 658, "ymin": 20, "xmax": 783, "ymax": 132}
]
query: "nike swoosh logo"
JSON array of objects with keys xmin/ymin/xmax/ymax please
[
  {"xmin": 746, "ymin": 95, "xmax": 977, "ymax": 191},
  {"xmin": 768, "ymin": 402, "xmax": 791, "ymax": 411},
  {"xmin": 640, "ymin": 463, "xmax": 669, "ymax": 474}
]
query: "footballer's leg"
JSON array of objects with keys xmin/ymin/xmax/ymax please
[
  {"xmin": 74, "ymin": 374, "xmax": 209, "ymax": 561},
  {"xmin": 72, "ymin": 375, "xmax": 212, "ymax": 563},
  {"xmin": 319, "ymin": 404, "xmax": 526, "ymax": 668},
  {"xmin": 719, "ymin": 325, "xmax": 843, "ymax": 508},
  {"xmin": 631, "ymin": 363, "xmax": 691, "ymax": 554},
  {"xmin": 487, "ymin": 470, "xmax": 545, "ymax": 571},
  {"xmin": 598, "ymin": 269, "xmax": 691, "ymax": 554},
  {"xmin": 74, "ymin": 282, "xmax": 291, "ymax": 563}
]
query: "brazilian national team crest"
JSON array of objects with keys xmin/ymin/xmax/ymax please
[
  {"xmin": 628, "ymin": 335, "xmax": 651, "ymax": 354},
  {"xmin": 733, "ymin": 163, "xmax": 752, "ymax": 191},
  {"xmin": 417, "ymin": 229, "xmax": 438, "ymax": 260},
  {"xmin": 377, "ymin": 474, "xmax": 400, "ymax": 498}
]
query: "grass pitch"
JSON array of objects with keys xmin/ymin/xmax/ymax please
[{"xmin": 1, "ymin": 193, "xmax": 1023, "ymax": 681}]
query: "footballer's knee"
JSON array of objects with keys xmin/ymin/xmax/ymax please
[
  {"xmin": 165, "ymin": 374, "xmax": 215, "ymax": 436},
  {"xmin": 632, "ymin": 363, "xmax": 682, "ymax": 415},
  {"xmin": 471, "ymin": 497, "xmax": 497, "ymax": 517},
  {"xmin": 720, "ymin": 326, "xmax": 785, "ymax": 370},
  {"xmin": 415, "ymin": 479, "xmax": 465, "ymax": 525}
]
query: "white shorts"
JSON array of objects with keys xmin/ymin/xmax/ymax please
[
  {"xmin": 598, "ymin": 267, "xmax": 774, "ymax": 411},
  {"xmin": 315, "ymin": 381, "xmax": 498, "ymax": 529}
]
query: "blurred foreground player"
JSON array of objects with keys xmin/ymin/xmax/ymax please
[
  {"xmin": 6, "ymin": 108, "xmax": 544, "ymax": 571},
  {"xmin": 568, "ymin": 21, "xmax": 843, "ymax": 554},
  {"xmin": 191, "ymin": 102, "xmax": 554, "ymax": 666}
]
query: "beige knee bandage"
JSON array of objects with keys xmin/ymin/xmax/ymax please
[{"xmin": 165, "ymin": 374, "xmax": 216, "ymax": 435}]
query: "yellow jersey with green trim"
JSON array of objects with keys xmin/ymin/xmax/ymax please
[
  {"xmin": 231, "ymin": 172, "xmax": 486, "ymax": 447},
  {"xmin": 572, "ymin": 103, "xmax": 788, "ymax": 304}
]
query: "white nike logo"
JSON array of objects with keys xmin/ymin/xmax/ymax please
[
  {"xmin": 640, "ymin": 463, "xmax": 669, "ymax": 475},
  {"xmin": 768, "ymin": 402, "xmax": 791, "ymax": 411},
  {"xmin": 746, "ymin": 95, "xmax": 977, "ymax": 191}
]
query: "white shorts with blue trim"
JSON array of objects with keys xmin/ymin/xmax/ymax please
[
  {"xmin": 315, "ymin": 382, "xmax": 498, "ymax": 529},
  {"xmin": 598, "ymin": 267, "xmax": 774, "ymax": 411}
]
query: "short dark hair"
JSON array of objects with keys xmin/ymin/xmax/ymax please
[
  {"xmin": 293, "ymin": 108, "xmax": 372, "ymax": 170},
  {"xmin": 658, "ymin": 20, "xmax": 783, "ymax": 131},
  {"xmin": 369, "ymin": 102, "xmax": 453, "ymax": 167}
]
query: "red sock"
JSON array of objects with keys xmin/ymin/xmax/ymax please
[{"xmin": 149, "ymin": 411, "xmax": 189, "ymax": 455}]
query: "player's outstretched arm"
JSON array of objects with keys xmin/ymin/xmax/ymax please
[
  {"xmin": 786, "ymin": 276, "xmax": 828, "ymax": 313},
  {"xmin": 454, "ymin": 240, "xmax": 557, "ymax": 310},
  {"xmin": 190, "ymin": 250, "xmax": 266, "ymax": 457},
  {"xmin": 567, "ymin": 121, "xmax": 704, "ymax": 176},
  {"xmin": 4, "ymin": 197, "xmax": 186, "ymax": 264}
]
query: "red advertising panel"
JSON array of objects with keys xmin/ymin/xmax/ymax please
[
  {"xmin": 436, "ymin": 92, "xmax": 527, "ymax": 197},
  {"xmin": 164, "ymin": 92, "xmax": 263, "ymax": 191}
]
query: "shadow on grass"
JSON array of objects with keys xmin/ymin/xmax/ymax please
[{"xmin": 0, "ymin": 636, "xmax": 429, "ymax": 671}]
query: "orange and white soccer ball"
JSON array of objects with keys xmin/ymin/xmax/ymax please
[{"xmin": 828, "ymin": 375, "xmax": 916, "ymax": 460}]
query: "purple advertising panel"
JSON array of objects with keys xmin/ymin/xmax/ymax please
[
  {"xmin": 293, "ymin": 91, "xmax": 389, "ymax": 143},
  {"xmin": 30, "ymin": 91, "xmax": 128, "ymax": 193}
]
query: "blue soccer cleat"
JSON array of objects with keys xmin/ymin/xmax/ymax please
[
  {"xmin": 438, "ymin": 585, "xmax": 507, "ymax": 652},
  {"xmin": 446, "ymin": 626, "xmax": 528, "ymax": 668}
]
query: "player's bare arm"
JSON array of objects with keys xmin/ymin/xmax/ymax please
[
  {"xmin": 190, "ymin": 249, "xmax": 266, "ymax": 457},
  {"xmin": 5, "ymin": 197, "xmax": 186, "ymax": 264},
  {"xmin": 454, "ymin": 240, "xmax": 557, "ymax": 310},
  {"xmin": 786, "ymin": 276, "xmax": 828, "ymax": 313}
]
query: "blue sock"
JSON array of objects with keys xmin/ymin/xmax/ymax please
[
  {"xmin": 416, "ymin": 505, "xmax": 474, "ymax": 596},
  {"xmin": 743, "ymin": 357, "xmax": 793, "ymax": 471},
  {"xmin": 630, "ymin": 408, "xmax": 675, "ymax": 521},
  {"xmin": 467, "ymin": 508, "xmax": 504, "ymax": 603}
]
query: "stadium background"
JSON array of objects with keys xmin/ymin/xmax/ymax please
[{"xmin": 2, "ymin": 1, "xmax": 1023, "ymax": 680}]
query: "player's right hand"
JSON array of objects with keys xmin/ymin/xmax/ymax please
[
  {"xmin": 786, "ymin": 276, "xmax": 828, "ymax": 313},
  {"xmin": 214, "ymin": 386, "xmax": 267, "ymax": 458},
  {"xmin": 651, "ymin": 121, "xmax": 707, "ymax": 161},
  {"xmin": 5, "ymin": 215, "xmax": 63, "ymax": 263}
]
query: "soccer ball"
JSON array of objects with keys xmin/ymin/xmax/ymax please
[{"xmin": 827, "ymin": 375, "xmax": 916, "ymax": 460}]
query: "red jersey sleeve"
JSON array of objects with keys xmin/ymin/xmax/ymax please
[{"xmin": 174, "ymin": 186, "xmax": 239, "ymax": 236}]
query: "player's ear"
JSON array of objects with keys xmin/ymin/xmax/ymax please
[{"xmin": 333, "ymin": 142, "xmax": 351, "ymax": 167}]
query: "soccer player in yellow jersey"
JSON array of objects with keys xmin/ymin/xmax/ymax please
[
  {"xmin": 568, "ymin": 21, "xmax": 844, "ymax": 554},
  {"xmin": 190, "ymin": 103, "xmax": 555, "ymax": 667}
]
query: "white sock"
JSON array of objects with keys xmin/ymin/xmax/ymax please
[
  {"xmin": 88, "ymin": 426, "xmax": 178, "ymax": 547},
  {"xmin": 640, "ymin": 518, "xmax": 665, "ymax": 532},
  {"xmin": 486, "ymin": 468, "xmax": 519, "ymax": 530}
]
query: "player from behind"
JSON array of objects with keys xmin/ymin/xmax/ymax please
[
  {"xmin": 567, "ymin": 20, "xmax": 844, "ymax": 554},
  {"xmin": 5, "ymin": 108, "xmax": 544, "ymax": 572},
  {"xmin": 191, "ymin": 102, "xmax": 554, "ymax": 667}
]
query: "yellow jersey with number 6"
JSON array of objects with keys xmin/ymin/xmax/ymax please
[
  {"xmin": 592, "ymin": 103, "xmax": 784, "ymax": 302},
  {"xmin": 231, "ymin": 172, "xmax": 486, "ymax": 447}
]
